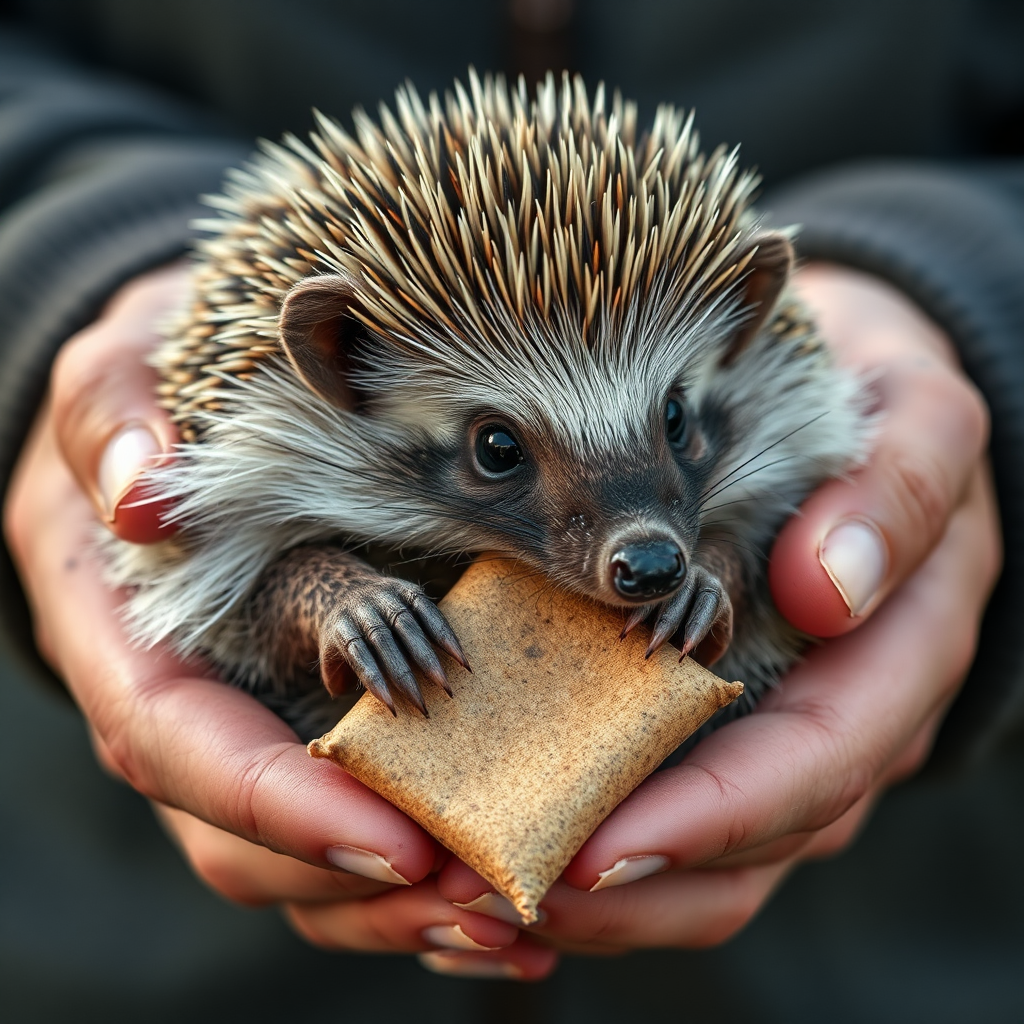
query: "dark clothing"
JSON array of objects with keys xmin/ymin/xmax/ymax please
[{"xmin": 1, "ymin": 2, "xmax": 1023, "ymax": 1020}]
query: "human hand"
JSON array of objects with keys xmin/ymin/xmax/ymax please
[
  {"xmin": 4, "ymin": 265, "xmax": 522, "ymax": 959},
  {"xmin": 427, "ymin": 263, "xmax": 1001, "ymax": 977}
]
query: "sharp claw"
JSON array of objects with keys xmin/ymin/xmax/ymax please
[
  {"xmin": 681, "ymin": 590, "xmax": 721, "ymax": 653},
  {"xmin": 421, "ymin": 658, "xmax": 452, "ymax": 697},
  {"xmin": 643, "ymin": 626, "xmax": 667, "ymax": 659},
  {"xmin": 620, "ymin": 606, "xmax": 648, "ymax": 640},
  {"xmin": 388, "ymin": 606, "xmax": 453, "ymax": 696},
  {"xmin": 645, "ymin": 616, "xmax": 679, "ymax": 659},
  {"xmin": 393, "ymin": 671, "xmax": 428, "ymax": 717},
  {"xmin": 362, "ymin": 674, "xmax": 398, "ymax": 715},
  {"xmin": 412, "ymin": 594, "xmax": 471, "ymax": 671},
  {"xmin": 436, "ymin": 627, "xmax": 471, "ymax": 672}
]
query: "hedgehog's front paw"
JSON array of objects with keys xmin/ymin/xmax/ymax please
[
  {"xmin": 644, "ymin": 564, "xmax": 734, "ymax": 667},
  {"xmin": 319, "ymin": 575, "xmax": 469, "ymax": 716}
]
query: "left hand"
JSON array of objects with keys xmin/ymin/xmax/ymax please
[{"xmin": 419, "ymin": 264, "xmax": 1001, "ymax": 977}]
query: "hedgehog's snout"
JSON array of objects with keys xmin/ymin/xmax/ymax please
[{"xmin": 609, "ymin": 540, "xmax": 686, "ymax": 601}]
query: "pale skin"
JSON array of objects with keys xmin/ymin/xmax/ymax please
[{"xmin": 5, "ymin": 261, "xmax": 1000, "ymax": 979}]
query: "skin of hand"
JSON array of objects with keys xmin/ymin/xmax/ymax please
[{"xmin": 3, "ymin": 261, "xmax": 1000, "ymax": 980}]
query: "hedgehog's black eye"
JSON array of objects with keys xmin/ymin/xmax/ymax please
[
  {"xmin": 475, "ymin": 424, "xmax": 524, "ymax": 475},
  {"xmin": 666, "ymin": 397, "xmax": 688, "ymax": 445}
]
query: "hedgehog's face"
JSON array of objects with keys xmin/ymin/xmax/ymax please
[{"xmin": 417, "ymin": 380, "xmax": 722, "ymax": 612}]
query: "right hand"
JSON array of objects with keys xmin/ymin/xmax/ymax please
[{"xmin": 4, "ymin": 265, "xmax": 525, "ymax": 962}]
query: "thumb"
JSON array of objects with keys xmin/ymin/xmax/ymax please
[
  {"xmin": 51, "ymin": 264, "xmax": 188, "ymax": 543},
  {"xmin": 769, "ymin": 353, "xmax": 989, "ymax": 637}
]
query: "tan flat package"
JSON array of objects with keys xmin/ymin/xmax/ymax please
[{"xmin": 308, "ymin": 557, "xmax": 743, "ymax": 923}]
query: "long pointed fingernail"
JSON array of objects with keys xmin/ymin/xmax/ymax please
[
  {"xmin": 422, "ymin": 925, "xmax": 504, "ymax": 951},
  {"xmin": 590, "ymin": 855, "xmax": 670, "ymax": 891},
  {"xmin": 325, "ymin": 845, "xmax": 411, "ymax": 884},
  {"xmin": 418, "ymin": 952, "xmax": 524, "ymax": 979},
  {"xmin": 819, "ymin": 519, "xmax": 888, "ymax": 616},
  {"xmin": 453, "ymin": 893, "xmax": 545, "ymax": 927},
  {"xmin": 98, "ymin": 423, "xmax": 162, "ymax": 520}
]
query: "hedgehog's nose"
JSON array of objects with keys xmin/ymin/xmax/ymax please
[{"xmin": 610, "ymin": 541, "xmax": 686, "ymax": 600}]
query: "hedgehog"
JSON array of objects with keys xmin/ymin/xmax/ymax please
[{"xmin": 106, "ymin": 70, "xmax": 870, "ymax": 739}]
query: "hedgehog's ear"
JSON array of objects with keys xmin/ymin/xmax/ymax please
[
  {"xmin": 721, "ymin": 232, "xmax": 794, "ymax": 365},
  {"xmin": 278, "ymin": 272, "xmax": 368, "ymax": 409}
]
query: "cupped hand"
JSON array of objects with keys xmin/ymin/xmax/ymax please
[
  {"xmin": 4, "ymin": 265, "xmax": 521, "ymax": 961},
  {"xmin": 430, "ymin": 264, "xmax": 1001, "ymax": 976}
]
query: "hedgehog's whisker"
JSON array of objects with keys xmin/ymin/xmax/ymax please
[
  {"xmin": 699, "ymin": 412, "xmax": 828, "ymax": 503},
  {"xmin": 699, "ymin": 494, "xmax": 764, "ymax": 515},
  {"xmin": 700, "ymin": 454, "xmax": 800, "ymax": 506}
]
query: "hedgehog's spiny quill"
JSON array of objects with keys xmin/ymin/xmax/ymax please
[{"xmin": 159, "ymin": 70, "xmax": 764, "ymax": 438}]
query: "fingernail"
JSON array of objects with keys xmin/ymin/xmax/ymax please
[
  {"xmin": 418, "ymin": 952, "xmax": 524, "ymax": 979},
  {"xmin": 98, "ymin": 423, "xmax": 162, "ymax": 520},
  {"xmin": 422, "ymin": 924, "xmax": 504, "ymax": 951},
  {"xmin": 325, "ymin": 845, "xmax": 411, "ymax": 884},
  {"xmin": 453, "ymin": 893, "xmax": 545, "ymax": 927},
  {"xmin": 819, "ymin": 519, "xmax": 888, "ymax": 616},
  {"xmin": 590, "ymin": 854, "xmax": 670, "ymax": 891}
]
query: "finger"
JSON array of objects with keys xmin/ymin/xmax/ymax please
[
  {"xmin": 522, "ymin": 864, "xmax": 793, "ymax": 950},
  {"xmin": 563, "ymin": 465, "xmax": 999, "ymax": 887},
  {"xmin": 712, "ymin": 728, "xmax": 935, "ymax": 870},
  {"xmin": 771, "ymin": 267, "xmax": 990, "ymax": 637},
  {"xmin": 154, "ymin": 804, "xmax": 394, "ymax": 905},
  {"xmin": 419, "ymin": 935, "xmax": 561, "ymax": 981},
  {"xmin": 286, "ymin": 880, "xmax": 519, "ymax": 954},
  {"xmin": 770, "ymin": 354, "xmax": 988, "ymax": 636},
  {"xmin": 51, "ymin": 263, "xmax": 188, "ymax": 542},
  {"xmin": 7, "ymin": 417, "xmax": 438, "ymax": 883}
]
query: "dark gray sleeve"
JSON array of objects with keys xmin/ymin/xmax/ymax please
[
  {"xmin": 766, "ymin": 162, "xmax": 1024, "ymax": 769},
  {"xmin": 0, "ymin": 26, "xmax": 248, "ymax": 684}
]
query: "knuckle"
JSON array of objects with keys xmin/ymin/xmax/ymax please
[
  {"xmin": 96, "ymin": 711, "xmax": 148, "ymax": 794},
  {"xmin": 388, "ymin": 605, "xmax": 415, "ymax": 628},
  {"xmin": 771, "ymin": 698, "xmax": 876, "ymax": 827},
  {"xmin": 688, "ymin": 764, "xmax": 749, "ymax": 858},
  {"xmin": 363, "ymin": 622, "xmax": 396, "ymax": 645},
  {"xmin": 887, "ymin": 452, "xmax": 951, "ymax": 547},
  {"xmin": 233, "ymin": 743, "xmax": 293, "ymax": 843},
  {"xmin": 93, "ymin": 672, "xmax": 187, "ymax": 800},
  {"xmin": 941, "ymin": 373, "xmax": 991, "ymax": 454}
]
